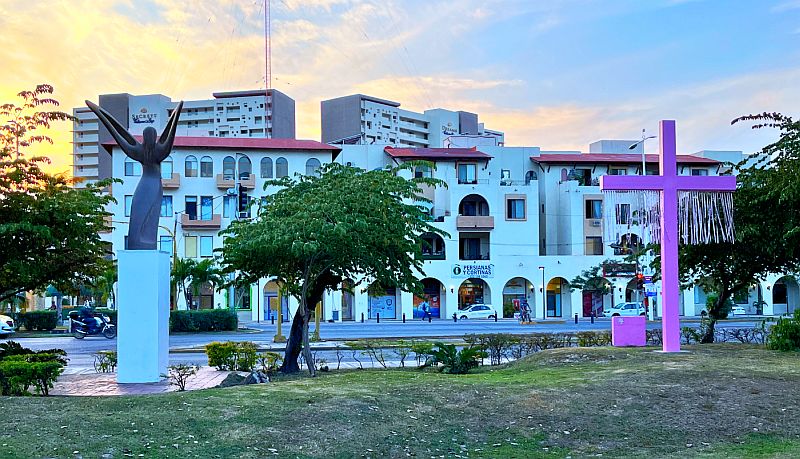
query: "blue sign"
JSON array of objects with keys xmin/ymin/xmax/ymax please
[{"xmin": 645, "ymin": 291, "xmax": 657, "ymax": 297}]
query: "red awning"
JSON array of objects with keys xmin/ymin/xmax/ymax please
[
  {"xmin": 385, "ymin": 146, "xmax": 492, "ymax": 161},
  {"xmin": 530, "ymin": 153, "xmax": 719, "ymax": 165}
]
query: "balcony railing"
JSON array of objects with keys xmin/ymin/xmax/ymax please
[
  {"xmin": 456, "ymin": 215, "xmax": 494, "ymax": 230},
  {"xmin": 161, "ymin": 172, "xmax": 180, "ymax": 189},
  {"xmin": 457, "ymin": 179, "xmax": 489, "ymax": 185},
  {"xmin": 216, "ymin": 173, "xmax": 255, "ymax": 190},
  {"xmin": 459, "ymin": 252, "xmax": 490, "ymax": 261},
  {"xmin": 181, "ymin": 213, "xmax": 221, "ymax": 229},
  {"xmin": 422, "ymin": 251, "xmax": 446, "ymax": 260}
]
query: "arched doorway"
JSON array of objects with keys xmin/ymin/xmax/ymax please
[
  {"xmin": 502, "ymin": 277, "xmax": 533, "ymax": 318},
  {"xmin": 458, "ymin": 194, "xmax": 490, "ymax": 216},
  {"xmin": 341, "ymin": 279, "xmax": 355, "ymax": 321},
  {"xmin": 458, "ymin": 278, "xmax": 491, "ymax": 310},
  {"xmin": 263, "ymin": 281, "xmax": 289, "ymax": 322},
  {"xmin": 626, "ymin": 278, "xmax": 643, "ymax": 303},
  {"xmin": 772, "ymin": 276, "xmax": 800, "ymax": 315},
  {"xmin": 414, "ymin": 278, "xmax": 444, "ymax": 319},
  {"xmin": 368, "ymin": 282, "xmax": 397, "ymax": 319},
  {"xmin": 546, "ymin": 277, "xmax": 570, "ymax": 318},
  {"xmin": 581, "ymin": 278, "xmax": 611, "ymax": 317}
]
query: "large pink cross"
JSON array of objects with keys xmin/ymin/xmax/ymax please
[{"xmin": 600, "ymin": 120, "xmax": 736, "ymax": 352}]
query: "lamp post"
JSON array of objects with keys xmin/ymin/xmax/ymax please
[
  {"xmin": 628, "ymin": 129, "xmax": 657, "ymax": 176},
  {"xmin": 539, "ymin": 266, "xmax": 545, "ymax": 319}
]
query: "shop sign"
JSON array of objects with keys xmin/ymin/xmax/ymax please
[{"xmin": 451, "ymin": 263, "xmax": 494, "ymax": 279}]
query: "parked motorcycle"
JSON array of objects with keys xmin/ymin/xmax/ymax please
[{"xmin": 68, "ymin": 310, "xmax": 116, "ymax": 339}]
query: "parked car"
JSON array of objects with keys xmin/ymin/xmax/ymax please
[
  {"xmin": 0, "ymin": 314, "xmax": 16, "ymax": 338},
  {"xmin": 603, "ymin": 302, "xmax": 646, "ymax": 317},
  {"xmin": 731, "ymin": 306, "xmax": 747, "ymax": 316},
  {"xmin": 458, "ymin": 304, "xmax": 497, "ymax": 320}
]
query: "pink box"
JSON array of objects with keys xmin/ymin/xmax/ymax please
[{"xmin": 611, "ymin": 316, "xmax": 646, "ymax": 347}]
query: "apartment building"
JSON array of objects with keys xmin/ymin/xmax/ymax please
[
  {"xmin": 73, "ymin": 89, "xmax": 296, "ymax": 186},
  {"xmin": 320, "ymin": 94, "xmax": 504, "ymax": 148}
]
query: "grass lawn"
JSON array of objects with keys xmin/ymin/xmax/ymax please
[{"xmin": 3, "ymin": 344, "xmax": 800, "ymax": 458}]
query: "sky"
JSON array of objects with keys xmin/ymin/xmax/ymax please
[{"xmin": 1, "ymin": 0, "xmax": 799, "ymax": 175}]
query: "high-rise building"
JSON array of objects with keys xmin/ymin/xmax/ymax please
[
  {"xmin": 320, "ymin": 94, "xmax": 504, "ymax": 148},
  {"xmin": 72, "ymin": 89, "xmax": 295, "ymax": 186}
]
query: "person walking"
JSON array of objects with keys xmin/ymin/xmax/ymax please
[{"xmin": 420, "ymin": 301, "xmax": 432, "ymax": 321}]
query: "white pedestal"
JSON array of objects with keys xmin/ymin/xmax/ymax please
[{"xmin": 117, "ymin": 250, "xmax": 170, "ymax": 383}]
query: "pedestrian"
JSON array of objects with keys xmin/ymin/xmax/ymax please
[{"xmin": 420, "ymin": 301, "xmax": 431, "ymax": 321}]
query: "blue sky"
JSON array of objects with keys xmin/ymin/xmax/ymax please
[{"xmin": 0, "ymin": 0, "xmax": 798, "ymax": 172}]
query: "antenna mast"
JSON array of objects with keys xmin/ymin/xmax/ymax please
[{"xmin": 264, "ymin": 0, "xmax": 271, "ymax": 90}]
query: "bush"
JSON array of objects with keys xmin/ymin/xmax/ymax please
[
  {"xmin": 465, "ymin": 333, "xmax": 514, "ymax": 366},
  {"xmin": 162, "ymin": 364, "xmax": 198, "ymax": 391},
  {"xmin": 646, "ymin": 329, "xmax": 663, "ymax": 346},
  {"xmin": 170, "ymin": 309, "xmax": 238, "ymax": 332},
  {"xmin": 94, "ymin": 308, "xmax": 117, "ymax": 325},
  {"xmin": 94, "ymin": 351, "xmax": 117, "ymax": 373},
  {"xmin": 205, "ymin": 341, "xmax": 258, "ymax": 371},
  {"xmin": 410, "ymin": 340, "xmax": 434, "ymax": 367},
  {"xmin": 19, "ymin": 310, "xmax": 58, "ymax": 331},
  {"xmin": 576, "ymin": 331, "xmax": 612, "ymax": 347},
  {"xmin": 431, "ymin": 343, "xmax": 486, "ymax": 374},
  {"xmin": 766, "ymin": 310, "xmax": 800, "ymax": 351},
  {"xmin": 257, "ymin": 352, "xmax": 283, "ymax": 377},
  {"xmin": 0, "ymin": 342, "xmax": 67, "ymax": 396}
]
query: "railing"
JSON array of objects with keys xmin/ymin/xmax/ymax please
[
  {"xmin": 457, "ymin": 215, "xmax": 494, "ymax": 230},
  {"xmin": 181, "ymin": 213, "xmax": 221, "ymax": 229},
  {"xmin": 457, "ymin": 179, "xmax": 489, "ymax": 185},
  {"xmin": 216, "ymin": 173, "xmax": 255, "ymax": 190},
  {"xmin": 459, "ymin": 253, "xmax": 490, "ymax": 261},
  {"xmin": 161, "ymin": 172, "xmax": 180, "ymax": 189}
]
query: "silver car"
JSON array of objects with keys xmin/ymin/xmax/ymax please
[
  {"xmin": 0, "ymin": 314, "xmax": 16, "ymax": 338},
  {"xmin": 603, "ymin": 302, "xmax": 646, "ymax": 317}
]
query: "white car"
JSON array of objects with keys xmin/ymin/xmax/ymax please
[
  {"xmin": 731, "ymin": 306, "xmax": 746, "ymax": 316},
  {"xmin": 458, "ymin": 304, "xmax": 497, "ymax": 320},
  {"xmin": 0, "ymin": 314, "xmax": 16, "ymax": 338},
  {"xmin": 603, "ymin": 302, "xmax": 646, "ymax": 317}
]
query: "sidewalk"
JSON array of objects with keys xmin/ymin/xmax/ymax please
[{"xmin": 51, "ymin": 366, "xmax": 241, "ymax": 396}]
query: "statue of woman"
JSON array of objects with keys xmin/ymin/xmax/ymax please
[{"xmin": 86, "ymin": 100, "xmax": 183, "ymax": 250}]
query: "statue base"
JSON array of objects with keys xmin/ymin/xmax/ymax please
[{"xmin": 117, "ymin": 250, "xmax": 170, "ymax": 383}]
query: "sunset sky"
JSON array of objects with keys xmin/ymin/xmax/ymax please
[{"xmin": 1, "ymin": 0, "xmax": 799, "ymax": 175}]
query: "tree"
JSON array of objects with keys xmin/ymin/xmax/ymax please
[
  {"xmin": 171, "ymin": 258, "xmax": 223, "ymax": 310},
  {"xmin": 569, "ymin": 260, "xmax": 615, "ymax": 294},
  {"xmin": 0, "ymin": 85, "xmax": 115, "ymax": 304},
  {"xmin": 679, "ymin": 113, "xmax": 800, "ymax": 342},
  {"xmin": 219, "ymin": 162, "xmax": 446, "ymax": 375}
]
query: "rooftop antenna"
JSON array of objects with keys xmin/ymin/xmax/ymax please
[{"xmin": 264, "ymin": 0, "xmax": 272, "ymax": 138}]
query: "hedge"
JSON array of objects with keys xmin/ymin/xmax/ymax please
[
  {"xmin": 169, "ymin": 309, "xmax": 238, "ymax": 332},
  {"xmin": 18, "ymin": 311, "xmax": 59, "ymax": 331},
  {"xmin": 0, "ymin": 342, "xmax": 67, "ymax": 396},
  {"xmin": 205, "ymin": 341, "xmax": 257, "ymax": 371},
  {"xmin": 94, "ymin": 308, "xmax": 117, "ymax": 325}
]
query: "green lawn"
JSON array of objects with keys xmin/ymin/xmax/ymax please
[{"xmin": 3, "ymin": 344, "xmax": 800, "ymax": 458}]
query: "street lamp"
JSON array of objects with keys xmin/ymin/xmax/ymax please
[
  {"xmin": 539, "ymin": 266, "xmax": 545, "ymax": 319},
  {"xmin": 628, "ymin": 129, "xmax": 657, "ymax": 176}
]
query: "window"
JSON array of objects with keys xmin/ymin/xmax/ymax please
[
  {"xmin": 414, "ymin": 165, "xmax": 431, "ymax": 179},
  {"xmin": 616, "ymin": 203, "xmax": 631, "ymax": 225},
  {"xmin": 159, "ymin": 236, "xmax": 173, "ymax": 254},
  {"xmin": 500, "ymin": 169, "xmax": 511, "ymax": 185},
  {"xmin": 305, "ymin": 158, "xmax": 321, "ymax": 176},
  {"xmin": 238, "ymin": 155, "xmax": 252, "ymax": 179},
  {"xmin": 276, "ymin": 157, "xmax": 288, "ymax": 178},
  {"xmin": 200, "ymin": 196, "xmax": 213, "ymax": 220},
  {"xmin": 586, "ymin": 236, "xmax": 603, "ymax": 255},
  {"xmin": 223, "ymin": 156, "xmax": 235, "ymax": 180},
  {"xmin": 160, "ymin": 196, "xmax": 173, "ymax": 217},
  {"xmin": 585, "ymin": 200, "xmax": 603, "ymax": 219},
  {"xmin": 124, "ymin": 195, "xmax": 133, "ymax": 217},
  {"xmin": 223, "ymin": 195, "xmax": 236, "ymax": 218},
  {"xmin": 260, "ymin": 157, "xmax": 273, "ymax": 178},
  {"xmin": 506, "ymin": 198, "xmax": 525, "ymax": 220},
  {"xmin": 200, "ymin": 156, "xmax": 213, "ymax": 177},
  {"xmin": 185, "ymin": 236, "xmax": 197, "ymax": 258},
  {"xmin": 421, "ymin": 233, "xmax": 445, "ymax": 259},
  {"xmin": 185, "ymin": 155, "xmax": 198, "ymax": 177},
  {"xmin": 575, "ymin": 169, "xmax": 592, "ymax": 185},
  {"xmin": 200, "ymin": 236, "xmax": 213, "ymax": 257},
  {"xmin": 124, "ymin": 157, "xmax": 141, "ymax": 176},
  {"xmin": 609, "ymin": 168, "xmax": 627, "ymax": 175},
  {"xmin": 691, "ymin": 168, "xmax": 709, "ymax": 176},
  {"xmin": 161, "ymin": 156, "xmax": 173, "ymax": 179},
  {"xmin": 457, "ymin": 163, "xmax": 477, "ymax": 184},
  {"xmin": 459, "ymin": 195, "xmax": 489, "ymax": 216},
  {"xmin": 185, "ymin": 196, "xmax": 198, "ymax": 220}
]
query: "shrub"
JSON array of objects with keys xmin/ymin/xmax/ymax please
[
  {"xmin": 94, "ymin": 351, "xmax": 117, "ymax": 373},
  {"xmin": 410, "ymin": 340, "xmax": 434, "ymax": 367},
  {"xmin": 646, "ymin": 329, "xmax": 663, "ymax": 346},
  {"xmin": 170, "ymin": 309, "xmax": 238, "ymax": 332},
  {"xmin": 766, "ymin": 310, "xmax": 800, "ymax": 351},
  {"xmin": 162, "ymin": 364, "xmax": 198, "ymax": 391},
  {"xmin": 576, "ymin": 331, "xmax": 612, "ymax": 347},
  {"xmin": 393, "ymin": 340, "xmax": 413, "ymax": 368},
  {"xmin": 681, "ymin": 326, "xmax": 701, "ymax": 344},
  {"xmin": 0, "ymin": 341, "xmax": 33, "ymax": 359},
  {"xmin": 257, "ymin": 352, "xmax": 283, "ymax": 377},
  {"xmin": 19, "ymin": 310, "xmax": 58, "ymax": 331},
  {"xmin": 0, "ymin": 344, "xmax": 67, "ymax": 396},
  {"xmin": 205, "ymin": 341, "xmax": 258, "ymax": 371},
  {"xmin": 431, "ymin": 343, "xmax": 486, "ymax": 374},
  {"xmin": 94, "ymin": 308, "xmax": 117, "ymax": 325}
]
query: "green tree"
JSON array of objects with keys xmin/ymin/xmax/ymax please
[
  {"xmin": 171, "ymin": 258, "xmax": 224, "ymax": 310},
  {"xmin": 0, "ymin": 85, "xmax": 115, "ymax": 304},
  {"xmin": 219, "ymin": 162, "xmax": 446, "ymax": 375},
  {"xmin": 680, "ymin": 113, "xmax": 800, "ymax": 342}
]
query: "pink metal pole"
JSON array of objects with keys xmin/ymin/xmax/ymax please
[{"xmin": 659, "ymin": 121, "xmax": 681, "ymax": 352}]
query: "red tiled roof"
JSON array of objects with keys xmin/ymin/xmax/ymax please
[
  {"xmin": 101, "ymin": 136, "xmax": 341, "ymax": 153},
  {"xmin": 384, "ymin": 146, "xmax": 493, "ymax": 161},
  {"xmin": 530, "ymin": 153, "xmax": 719, "ymax": 165}
]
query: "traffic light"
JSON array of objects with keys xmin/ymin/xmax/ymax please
[
  {"xmin": 237, "ymin": 184, "xmax": 248, "ymax": 214},
  {"xmin": 636, "ymin": 273, "xmax": 644, "ymax": 290}
]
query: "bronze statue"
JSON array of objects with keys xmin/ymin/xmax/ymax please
[{"xmin": 86, "ymin": 100, "xmax": 183, "ymax": 250}]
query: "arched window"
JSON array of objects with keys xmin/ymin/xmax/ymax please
[
  {"xmin": 124, "ymin": 157, "xmax": 141, "ymax": 176},
  {"xmin": 421, "ymin": 233, "xmax": 445, "ymax": 259},
  {"xmin": 223, "ymin": 156, "xmax": 235, "ymax": 180},
  {"xmin": 184, "ymin": 155, "xmax": 198, "ymax": 177},
  {"xmin": 260, "ymin": 157, "xmax": 273, "ymax": 178},
  {"xmin": 276, "ymin": 157, "xmax": 288, "ymax": 178},
  {"xmin": 305, "ymin": 158, "xmax": 321, "ymax": 176},
  {"xmin": 160, "ymin": 156, "xmax": 173, "ymax": 179},
  {"xmin": 238, "ymin": 155, "xmax": 252, "ymax": 180},
  {"xmin": 458, "ymin": 194, "xmax": 490, "ymax": 216},
  {"xmin": 199, "ymin": 156, "xmax": 213, "ymax": 177}
]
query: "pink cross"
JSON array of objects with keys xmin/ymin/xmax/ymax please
[{"xmin": 600, "ymin": 120, "xmax": 737, "ymax": 352}]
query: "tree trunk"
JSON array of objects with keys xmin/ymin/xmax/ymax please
[
  {"xmin": 280, "ymin": 306, "xmax": 307, "ymax": 374},
  {"xmin": 701, "ymin": 290, "xmax": 730, "ymax": 343},
  {"xmin": 700, "ymin": 318, "xmax": 716, "ymax": 343}
]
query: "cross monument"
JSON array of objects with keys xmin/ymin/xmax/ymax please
[{"xmin": 600, "ymin": 120, "xmax": 737, "ymax": 352}]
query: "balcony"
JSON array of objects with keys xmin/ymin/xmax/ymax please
[
  {"xmin": 216, "ymin": 173, "xmax": 255, "ymax": 190},
  {"xmin": 181, "ymin": 214, "xmax": 221, "ymax": 229},
  {"xmin": 161, "ymin": 173, "xmax": 180, "ymax": 189},
  {"xmin": 457, "ymin": 216, "xmax": 494, "ymax": 230}
]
